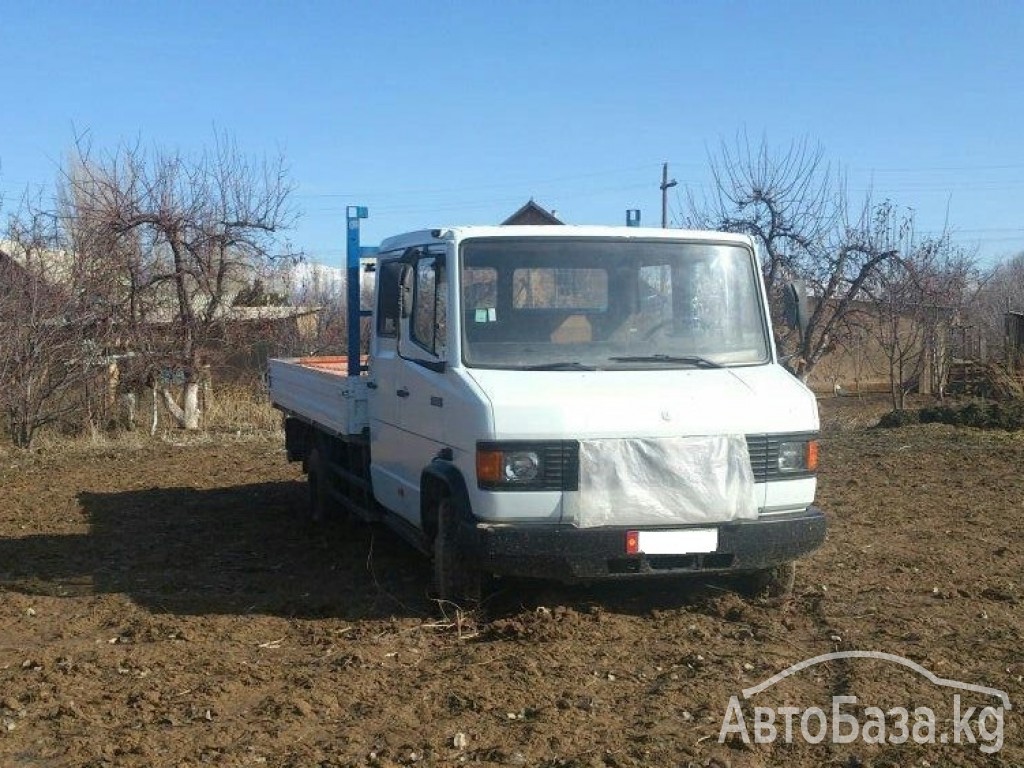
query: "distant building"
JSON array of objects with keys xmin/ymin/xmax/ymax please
[
  {"xmin": 0, "ymin": 244, "xmax": 69, "ymax": 306},
  {"xmin": 0, "ymin": 246, "xmax": 30, "ymax": 283},
  {"xmin": 502, "ymin": 200, "xmax": 563, "ymax": 226}
]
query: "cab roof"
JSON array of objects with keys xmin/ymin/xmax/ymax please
[{"xmin": 377, "ymin": 225, "xmax": 754, "ymax": 253}]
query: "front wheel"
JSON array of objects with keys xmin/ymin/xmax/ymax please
[
  {"xmin": 737, "ymin": 561, "xmax": 796, "ymax": 603},
  {"xmin": 432, "ymin": 497, "xmax": 485, "ymax": 607}
]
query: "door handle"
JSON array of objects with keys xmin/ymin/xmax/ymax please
[{"xmin": 396, "ymin": 387, "xmax": 410, "ymax": 398}]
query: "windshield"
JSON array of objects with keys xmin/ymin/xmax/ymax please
[{"xmin": 459, "ymin": 238, "xmax": 769, "ymax": 370}]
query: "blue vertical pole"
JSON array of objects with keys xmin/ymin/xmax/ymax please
[{"xmin": 346, "ymin": 206, "xmax": 369, "ymax": 376}]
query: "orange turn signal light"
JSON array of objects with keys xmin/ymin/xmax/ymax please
[
  {"xmin": 476, "ymin": 450, "xmax": 503, "ymax": 485},
  {"xmin": 807, "ymin": 440, "xmax": 819, "ymax": 472}
]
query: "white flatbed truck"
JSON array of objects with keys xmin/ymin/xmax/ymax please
[{"xmin": 267, "ymin": 208, "xmax": 825, "ymax": 602}]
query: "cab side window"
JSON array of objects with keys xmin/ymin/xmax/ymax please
[{"xmin": 411, "ymin": 255, "xmax": 447, "ymax": 358}]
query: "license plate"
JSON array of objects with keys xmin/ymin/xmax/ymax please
[{"xmin": 636, "ymin": 529, "xmax": 718, "ymax": 555}]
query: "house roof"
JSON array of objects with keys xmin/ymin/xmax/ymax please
[{"xmin": 501, "ymin": 199, "xmax": 563, "ymax": 226}]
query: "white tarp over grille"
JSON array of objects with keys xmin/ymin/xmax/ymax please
[{"xmin": 563, "ymin": 435, "xmax": 758, "ymax": 528}]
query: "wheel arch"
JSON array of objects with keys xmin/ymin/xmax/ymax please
[{"xmin": 420, "ymin": 460, "xmax": 473, "ymax": 542}]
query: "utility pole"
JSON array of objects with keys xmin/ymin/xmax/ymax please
[{"xmin": 660, "ymin": 162, "xmax": 677, "ymax": 228}]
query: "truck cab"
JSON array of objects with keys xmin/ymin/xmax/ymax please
[{"xmin": 271, "ymin": 224, "xmax": 825, "ymax": 604}]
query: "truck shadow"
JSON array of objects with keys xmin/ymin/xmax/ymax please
[
  {"xmin": 0, "ymin": 482, "xmax": 433, "ymax": 620},
  {"xmin": 0, "ymin": 481, "xmax": 749, "ymax": 622}
]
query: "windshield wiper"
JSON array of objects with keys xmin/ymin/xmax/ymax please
[
  {"xmin": 524, "ymin": 361, "xmax": 598, "ymax": 371},
  {"xmin": 607, "ymin": 354, "xmax": 723, "ymax": 369}
]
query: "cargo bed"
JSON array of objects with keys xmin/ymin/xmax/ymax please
[{"xmin": 267, "ymin": 356, "xmax": 370, "ymax": 437}]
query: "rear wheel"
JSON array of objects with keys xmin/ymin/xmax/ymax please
[
  {"xmin": 305, "ymin": 447, "xmax": 328, "ymax": 523},
  {"xmin": 432, "ymin": 497, "xmax": 485, "ymax": 607}
]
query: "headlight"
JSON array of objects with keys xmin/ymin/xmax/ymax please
[
  {"xmin": 503, "ymin": 451, "xmax": 540, "ymax": 482},
  {"xmin": 477, "ymin": 447, "xmax": 542, "ymax": 487},
  {"xmin": 777, "ymin": 439, "xmax": 819, "ymax": 473},
  {"xmin": 476, "ymin": 441, "xmax": 579, "ymax": 491}
]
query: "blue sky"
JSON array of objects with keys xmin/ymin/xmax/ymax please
[{"xmin": 1, "ymin": 0, "xmax": 1022, "ymax": 266}]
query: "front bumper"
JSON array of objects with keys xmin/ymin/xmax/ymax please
[{"xmin": 470, "ymin": 506, "xmax": 826, "ymax": 582}]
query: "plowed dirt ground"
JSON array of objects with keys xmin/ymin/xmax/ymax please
[{"xmin": 1, "ymin": 398, "xmax": 1022, "ymax": 767}]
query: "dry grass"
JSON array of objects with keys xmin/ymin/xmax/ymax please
[
  {"xmin": 0, "ymin": 382, "xmax": 282, "ymax": 454},
  {"xmin": 8, "ymin": 421, "xmax": 283, "ymax": 461},
  {"xmin": 817, "ymin": 392, "xmax": 897, "ymax": 433},
  {"xmin": 203, "ymin": 381, "xmax": 282, "ymax": 435},
  {"xmin": 8, "ymin": 427, "xmax": 151, "ymax": 461}
]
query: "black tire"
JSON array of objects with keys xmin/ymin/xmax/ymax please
[
  {"xmin": 306, "ymin": 447, "xmax": 328, "ymax": 523},
  {"xmin": 738, "ymin": 561, "xmax": 796, "ymax": 603},
  {"xmin": 432, "ymin": 497, "xmax": 485, "ymax": 607}
]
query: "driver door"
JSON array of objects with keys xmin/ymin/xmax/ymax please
[{"xmin": 381, "ymin": 246, "xmax": 450, "ymax": 528}]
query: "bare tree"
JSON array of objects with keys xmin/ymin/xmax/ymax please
[
  {"xmin": 0, "ymin": 202, "xmax": 107, "ymax": 448},
  {"xmin": 967, "ymin": 252, "xmax": 1024, "ymax": 363},
  {"xmin": 280, "ymin": 259, "xmax": 347, "ymax": 356},
  {"xmin": 264, "ymin": 257, "xmax": 378, "ymax": 359},
  {"xmin": 65, "ymin": 136, "xmax": 295, "ymax": 429},
  {"xmin": 916, "ymin": 242, "xmax": 977, "ymax": 397},
  {"xmin": 688, "ymin": 135, "xmax": 906, "ymax": 380},
  {"xmin": 842, "ymin": 316, "xmax": 877, "ymax": 396},
  {"xmin": 808, "ymin": 306, "xmax": 874, "ymax": 396},
  {"xmin": 865, "ymin": 252, "xmax": 927, "ymax": 410},
  {"xmin": 864, "ymin": 235, "xmax": 978, "ymax": 409},
  {"xmin": 690, "ymin": 135, "xmax": 840, "ymax": 297}
]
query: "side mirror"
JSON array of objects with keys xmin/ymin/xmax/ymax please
[{"xmin": 782, "ymin": 280, "xmax": 809, "ymax": 342}]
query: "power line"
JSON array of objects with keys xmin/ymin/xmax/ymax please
[{"xmin": 856, "ymin": 162, "xmax": 1024, "ymax": 173}]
